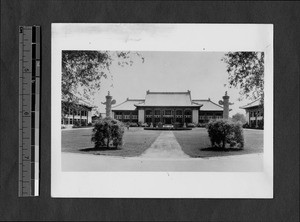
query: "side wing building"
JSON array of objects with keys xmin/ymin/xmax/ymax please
[{"xmin": 240, "ymin": 98, "xmax": 264, "ymax": 129}]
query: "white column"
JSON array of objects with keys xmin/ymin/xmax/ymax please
[
  {"xmin": 87, "ymin": 110, "xmax": 92, "ymax": 123},
  {"xmin": 245, "ymin": 111, "xmax": 250, "ymax": 124},
  {"xmin": 192, "ymin": 109, "xmax": 199, "ymax": 124},
  {"xmin": 138, "ymin": 109, "xmax": 145, "ymax": 123}
]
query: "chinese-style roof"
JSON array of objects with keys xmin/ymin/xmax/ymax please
[
  {"xmin": 62, "ymin": 96, "xmax": 95, "ymax": 108},
  {"xmin": 112, "ymin": 99, "xmax": 145, "ymax": 111},
  {"xmin": 136, "ymin": 91, "xmax": 201, "ymax": 107},
  {"xmin": 192, "ymin": 99, "xmax": 224, "ymax": 111},
  {"xmin": 112, "ymin": 91, "xmax": 226, "ymax": 111},
  {"xmin": 240, "ymin": 98, "xmax": 262, "ymax": 109}
]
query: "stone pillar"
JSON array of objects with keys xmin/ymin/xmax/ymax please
[
  {"xmin": 255, "ymin": 110, "xmax": 258, "ymax": 128},
  {"xmin": 105, "ymin": 93, "xmax": 112, "ymax": 117},
  {"xmin": 183, "ymin": 109, "xmax": 186, "ymax": 127},
  {"xmin": 80, "ymin": 109, "xmax": 82, "ymax": 126},
  {"xmin": 219, "ymin": 91, "xmax": 233, "ymax": 120},
  {"xmin": 72, "ymin": 108, "xmax": 74, "ymax": 124},
  {"xmin": 138, "ymin": 109, "xmax": 144, "ymax": 123},
  {"xmin": 173, "ymin": 109, "xmax": 176, "ymax": 123},
  {"xmin": 101, "ymin": 91, "xmax": 116, "ymax": 118},
  {"xmin": 152, "ymin": 108, "xmax": 154, "ymax": 125},
  {"xmin": 111, "ymin": 111, "xmax": 114, "ymax": 119},
  {"xmin": 222, "ymin": 93, "xmax": 229, "ymax": 119},
  {"xmin": 192, "ymin": 109, "xmax": 199, "ymax": 124},
  {"xmin": 86, "ymin": 110, "xmax": 89, "ymax": 124},
  {"xmin": 246, "ymin": 111, "xmax": 249, "ymax": 125}
]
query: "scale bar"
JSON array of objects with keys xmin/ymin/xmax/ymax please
[{"xmin": 19, "ymin": 26, "xmax": 40, "ymax": 197}]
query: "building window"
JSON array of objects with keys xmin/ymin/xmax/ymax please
[
  {"xmin": 165, "ymin": 110, "xmax": 172, "ymax": 115},
  {"xmin": 146, "ymin": 110, "xmax": 152, "ymax": 115},
  {"xmin": 176, "ymin": 110, "xmax": 183, "ymax": 115},
  {"xmin": 184, "ymin": 110, "xmax": 192, "ymax": 115},
  {"xmin": 154, "ymin": 110, "xmax": 160, "ymax": 115},
  {"xmin": 155, "ymin": 117, "xmax": 160, "ymax": 123},
  {"xmin": 146, "ymin": 117, "xmax": 152, "ymax": 123}
]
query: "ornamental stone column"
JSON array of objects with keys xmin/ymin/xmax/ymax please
[
  {"xmin": 218, "ymin": 91, "xmax": 233, "ymax": 120},
  {"xmin": 101, "ymin": 91, "xmax": 116, "ymax": 118}
]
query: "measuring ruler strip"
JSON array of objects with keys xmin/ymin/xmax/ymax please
[{"xmin": 19, "ymin": 26, "xmax": 40, "ymax": 197}]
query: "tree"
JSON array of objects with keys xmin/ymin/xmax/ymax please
[
  {"xmin": 231, "ymin": 113, "xmax": 247, "ymax": 125},
  {"xmin": 61, "ymin": 51, "xmax": 143, "ymax": 118},
  {"xmin": 62, "ymin": 50, "xmax": 143, "ymax": 103},
  {"xmin": 222, "ymin": 52, "xmax": 264, "ymax": 104}
]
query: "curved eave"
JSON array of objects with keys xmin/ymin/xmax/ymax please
[
  {"xmin": 112, "ymin": 109, "xmax": 138, "ymax": 111},
  {"xmin": 134, "ymin": 104, "xmax": 203, "ymax": 108},
  {"xmin": 240, "ymin": 105, "xmax": 259, "ymax": 109}
]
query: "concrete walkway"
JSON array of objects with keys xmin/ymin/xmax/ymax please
[
  {"xmin": 61, "ymin": 152, "xmax": 263, "ymax": 172},
  {"xmin": 140, "ymin": 131, "xmax": 189, "ymax": 158}
]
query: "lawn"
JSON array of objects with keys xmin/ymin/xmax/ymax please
[
  {"xmin": 62, "ymin": 127, "xmax": 263, "ymax": 158},
  {"xmin": 62, "ymin": 127, "xmax": 161, "ymax": 157},
  {"xmin": 173, "ymin": 128, "xmax": 263, "ymax": 158}
]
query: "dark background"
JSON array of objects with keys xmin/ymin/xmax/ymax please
[{"xmin": 1, "ymin": 1, "xmax": 299, "ymax": 221}]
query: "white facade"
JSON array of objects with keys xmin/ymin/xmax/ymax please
[
  {"xmin": 138, "ymin": 109, "xmax": 145, "ymax": 123},
  {"xmin": 192, "ymin": 109, "xmax": 199, "ymax": 124}
]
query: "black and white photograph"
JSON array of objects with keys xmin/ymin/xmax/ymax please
[
  {"xmin": 52, "ymin": 24, "xmax": 273, "ymax": 198},
  {"xmin": 61, "ymin": 50, "xmax": 264, "ymax": 172}
]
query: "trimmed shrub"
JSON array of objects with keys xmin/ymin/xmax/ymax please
[
  {"xmin": 157, "ymin": 122, "xmax": 163, "ymax": 128},
  {"xmin": 91, "ymin": 117, "xmax": 125, "ymax": 149},
  {"xmin": 72, "ymin": 120, "xmax": 80, "ymax": 128},
  {"xmin": 242, "ymin": 123, "xmax": 249, "ymax": 128},
  {"xmin": 206, "ymin": 119, "xmax": 244, "ymax": 149}
]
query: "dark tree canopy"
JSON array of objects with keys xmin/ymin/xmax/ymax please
[
  {"xmin": 61, "ymin": 51, "xmax": 143, "ymax": 118},
  {"xmin": 62, "ymin": 50, "xmax": 143, "ymax": 103},
  {"xmin": 222, "ymin": 52, "xmax": 264, "ymax": 104}
]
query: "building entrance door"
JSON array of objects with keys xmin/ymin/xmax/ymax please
[{"xmin": 164, "ymin": 117, "xmax": 172, "ymax": 124}]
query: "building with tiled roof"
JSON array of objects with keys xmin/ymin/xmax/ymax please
[
  {"xmin": 112, "ymin": 90, "xmax": 225, "ymax": 126},
  {"xmin": 240, "ymin": 98, "xmax": 264, "ymax": 129},
  {"xmin": 61, "ymin": 96, "xmax": 96, "ymax": 127}
]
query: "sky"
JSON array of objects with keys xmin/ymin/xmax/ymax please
[{"xmin": 93, "ymin": 51, "xmax": 253, "ymax": 117}]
